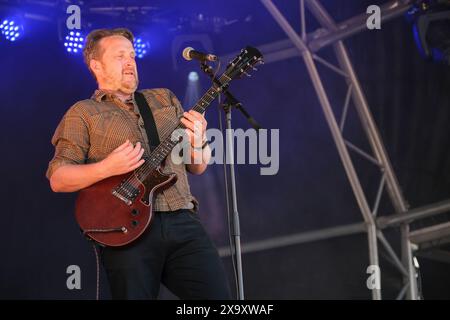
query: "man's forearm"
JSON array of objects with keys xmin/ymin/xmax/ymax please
[
  {"xmin": 186, "ymin": 145, "xmax": 211, "ymax": 175},
  {"xmin": 51, "ymin": 143, "xmax": 209, "ymax": 192},
  {"xmin": 50, "ymin": 161, "xmax": 108, "ymax": 193}
]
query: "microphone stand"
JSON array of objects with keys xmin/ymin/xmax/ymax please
[{"xmin": 199, "ymin": 62, "xmax": 261, "ymax": 300}]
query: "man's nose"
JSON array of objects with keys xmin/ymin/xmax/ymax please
[{"xmin": 124, "ymin": 58, "xmax": 134, "ymax": 67}]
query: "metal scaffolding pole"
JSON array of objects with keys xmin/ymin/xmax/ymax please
[
  {"xmin": 378, "ymin": 199, "xmax": 450, "ymax": 228},
  {"xmin": 218, "ymin": 222, "xmax": 367, "ymax": 257}
]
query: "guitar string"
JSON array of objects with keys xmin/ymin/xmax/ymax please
[
  {"xmin": 116, "ymin": 53, "xmax": 257, "ymax": 197},
  {"xmin": 115, "ymin": 88, "xmax": 218, "ymax": 197},
  {"xmin": 119, "ymin": 87, "xmax": 220, "ymax": 194},
  {"xmin": 116, "ymin": 73, "xmax": 230, "ymax": 197},
  {"xmin": 116, "ymin": 53, "xmax": 258, "ymax": 199},
  {"xmin": 117, "ymin": 55, "xmax": 256, "ymax": 198}
]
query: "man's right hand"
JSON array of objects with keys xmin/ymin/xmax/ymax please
[
  {"xmin": 49, "ymin": 140, "xmax": 146, "ymax": 193},
  {"xmin": 101, "ymin": 140, "xmax": 146, "ymax": 177}
]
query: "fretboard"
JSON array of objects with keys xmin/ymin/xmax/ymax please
[{"xmin": 134, "ymin": 73, "xmax": 230, "ymax": 180}]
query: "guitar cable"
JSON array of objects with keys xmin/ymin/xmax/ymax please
[
  {"xmin": 91, "ymin": 242, "xmax": 101, "ymax": 301},
  {"xmin": 84, "ymin": 229, "xmax": 126, "ymax": 300}
]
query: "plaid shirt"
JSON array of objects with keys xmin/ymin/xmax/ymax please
[{"xmin": 46, "ymin": 88, "xmax": 197, "ymax": 212}]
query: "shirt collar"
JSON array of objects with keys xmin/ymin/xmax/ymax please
[
  {"xmin": 91, "ymin": 89, "xmax": 112, "ymax": 102},
  {"xmin": 91, "ymin": 89, "xmax": 136, "ymax": 111},
  {"xmin": 91, "ymin": 89, "xmax": 135, "ymax": 101}
]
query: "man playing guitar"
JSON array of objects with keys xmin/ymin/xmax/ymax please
[{"xmin": 47, "ymin": 28, "xmax": 231, "ymax": 300}]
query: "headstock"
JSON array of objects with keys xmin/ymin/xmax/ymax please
[{"xmin": 224, "ymin": 46, "xmax": 264, "ymax": 80}]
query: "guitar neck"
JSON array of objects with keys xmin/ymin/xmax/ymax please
[{"xmin": 134, "ymin": 73, "xmax": 229, "ymax": 180}]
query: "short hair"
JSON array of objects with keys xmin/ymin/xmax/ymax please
[{"xmin": 83, "ymin": 28, "xmax": 134, "ymax": 79}]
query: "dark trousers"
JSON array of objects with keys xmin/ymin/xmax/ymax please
[{"xmin": 100, "ymin": 209, "xmax": 231, "ymax": 300}]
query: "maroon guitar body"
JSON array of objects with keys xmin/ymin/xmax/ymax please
[
  {"xmin": 74, "ymin": 46, "xmax": 263, "ymax": 247},
  {"xmin": 75, "ymin": 167, "xmax": 177, "ymax": 246}
]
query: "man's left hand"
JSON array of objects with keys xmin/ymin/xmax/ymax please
[{"xmin": 180, "ymin": 110, "xmax": 207, "ymax": 148}]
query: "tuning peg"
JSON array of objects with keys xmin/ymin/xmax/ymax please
[
  {"xmin": 239, "ymin": 68, "xmax": 250, "ymax": 77},
  {"xmin": 246, "ymin": 62, "xmax": 256, "ymax": 71},
  {"xmin": 246, "ymin": 62, "xmax": 257, "ymax": 71}
]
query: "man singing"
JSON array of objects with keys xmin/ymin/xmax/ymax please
[{"xmin": 46, "ymin": 28, "xmax": 230, "ymax": 300}]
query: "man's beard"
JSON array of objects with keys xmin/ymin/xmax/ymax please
[
  {"xmin": 122, "ymin": 76, "xmax": 139, "ymax": 93},
  {"xmin": 120, "ymin": 75, "xmax": 138, "ymax": 94},
  {"xmin": 102, "ymin": 66, "xmax": 138, "ymax": 94}
]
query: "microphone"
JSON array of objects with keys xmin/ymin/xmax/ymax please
[{"xmin": 182, "ymin": 47, "xmax": 218, "ymax": 62}]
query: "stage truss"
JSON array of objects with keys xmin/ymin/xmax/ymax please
[{"xmin": 218, "ymin": 0, "xmax": 450, "ymax": 300}]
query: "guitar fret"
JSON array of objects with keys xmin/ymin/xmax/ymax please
[
  {"xmin": 194, "ymin": 106, "xmax": 203, "ymax": 113},
  {"xmin": 150, "ymin": 160, "xmax": 158, "ymax": 168}
]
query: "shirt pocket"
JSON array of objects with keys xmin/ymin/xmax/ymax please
[
  {"xmin": 90, "ymin": 110, "xmax": 136, "ymax": 154},
  {"xmin": 152, "ymin": 105, "xmax": 181, "ymax": 140}
]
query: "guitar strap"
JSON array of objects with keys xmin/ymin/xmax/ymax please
[{"xmin": 134, "ymin": 91, "xmax": 161, "ymax": 151}]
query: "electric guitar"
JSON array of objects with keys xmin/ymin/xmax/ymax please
[{"xmin": 75, "ymin": 46, "xmax": 263, "ymax": 246}]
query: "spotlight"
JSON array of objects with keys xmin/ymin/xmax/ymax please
[
  {"xmin": 188, "ymin": 71, "xmax": 199, "ymax": 82},
  {"xmin": 133, "ymin": 37, "xmax": 150, "ymax": 59},
  {"xmin": 407, "ymin": 0, "xmax": 450, "ymax": 65},
  {"xmin": 0, "ymin": 19, "xmax": 24, "ymax": 42},
  {"xmin": 64, "ymin": 30, "xmax": 84, "ymax": 54},
  {"xmin": 183, "ymin": 71, "xmax": 201, "ymax": 107}
]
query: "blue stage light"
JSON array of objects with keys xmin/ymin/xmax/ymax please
[
  {"xmin": 133, "ymin": 37, "xmax": 150, "ymax": 59},
  {"xmin": 188, "ymin": 71, "xmax": 199, "ymax": 82},
  {"xmin": 407, "ymin": 1, "xmax": 450, "ymax": 65},
  {"xmin": 64, "ymin": 30, "xmax": 84, "ymax": 54},
  {"xmin": 1, "ymin": 19, "xmax": 23, "ymax": 42}
]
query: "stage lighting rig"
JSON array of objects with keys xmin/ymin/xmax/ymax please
[{"xmin": 407, "ymin": 0, "xmax": 450, "ymax": 64}]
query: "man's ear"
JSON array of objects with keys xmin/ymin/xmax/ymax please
[{"xmin": 90, "ymin": 59, "xmax": 102, "ymax": 76}]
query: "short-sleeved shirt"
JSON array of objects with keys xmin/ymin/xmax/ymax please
[{"xmin": 46, "ymin": 88, "xmax": 197, "ymax": 212}]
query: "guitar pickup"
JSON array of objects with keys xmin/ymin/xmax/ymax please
[{"xmin": 112, "ymin": 190, "xmax": 132, "ymax": 206}]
